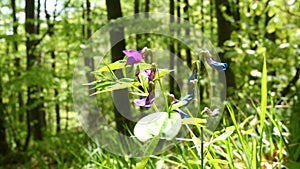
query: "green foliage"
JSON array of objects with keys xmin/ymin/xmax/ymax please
[{"xmin": 0, "ymin": 0, "xmax": 299, "ymax": 168}]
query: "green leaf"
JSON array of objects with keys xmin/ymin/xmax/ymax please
[
  {"xmin": 133, "ymin": 135, "xmax": 160, "ymax": 169},
  {"xmin": 155, "ymin": 69, "xmax": 174, "ymax": 79},
  {"xmin": 181, "ymin": 118, "xmax": 207, "ymax": 125},
  {"xmin": 95, "ymin": 81, "xmax": 115, "ymax": 89},
  {"xmin": 211, "ymin": 130, "xmax": 234, "ymax": 143},
  {"xmin": 256, "ymin": 46, "xmax": 266, "ymax": 55},
  {"xmin": 134, "ymin": 157, "xmax": 150, "ymax": 169},
  {"xmin": 207, "ymin": 159, "xmax": 229, "ymax": 165},
  {"xmin": 266, "ymin": 19, "xmax": 276, "ymax": 34},
  {"xmin": 138, "ymin": 62, "xmax": 152, "ymax": 70},
  {"xmin": 96, "ymin": 60, "xmax": 126, "ymax": 73},
  {"xmin": 93, "ymin": 82, "xmax": 135, "ymax": 95},
  {"xmin": 133, "ymin": 112, "xmax": 181, "ymax": 142},
  {"xmin": 260, "ymin": 55, "xmax": 267, "ymax": 134},
  {"xmin": 169, "ymin": 101, "xmax": 187, "ymax": 111},
  {"xmin": 252, "ymin": 139, "xmax": 257, "ymax": 169}
]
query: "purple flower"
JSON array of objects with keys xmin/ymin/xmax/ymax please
[
  {"xmin": 201, "ymin": 107, "xmax": 220, "ymax": 117},
  {"xmin": 206, "ymin": 57, "xmax": 228, "ymax": 71},
  {"xmin": 134, "ymin": 89, "xmax": 155, "ymax": 108},
  {"xmin": 140, "ymin": 68, "xmax": 156, "ymax": 81},
  {"xmin": 134, "ymin": 68, "xmax": 156, "ymax": 108},
  {"xmin": 174, "ymin": 108, "xmax": 189, "ymax": 119},
  {"xmin": 207, "ymin": 108, "xmax": 219, "ymax": 117},
  {"xmin": 123, "ymin": 47, "xmax": 148, "ymax": 65},
  {"xmin": 168, "ymin": 94, "xmax": 189, "ymax": 119}
]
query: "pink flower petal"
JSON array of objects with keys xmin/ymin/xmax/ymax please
[{"xmin": 123, "ymin": 50, "xmax": 143, "ymax": 65}]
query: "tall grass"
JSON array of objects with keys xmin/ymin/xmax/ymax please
[
  {"xmin": 82, "ymin": 55, "xmax": 290, "ymax": 168},
  {"xmin": 6, "ymin": 56, "xmax": 294, "ymax": 169}
]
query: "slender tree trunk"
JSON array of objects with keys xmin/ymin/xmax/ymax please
[
  {"xmin": 0, "ymin": 74, "xmax": 10, "ymax": 155},
  {"xmin": 106, "ymin": 0, "xmax": 133, "ymax": 133},
  {"xmin": 24, "ymin": 0, "xmax": 35, "ymax": 149},
  {"xmin": 169, "ymin": 0, "xmax": 176, "ymax": 96},
  {"xmin": 183, "ymin": 0, "xmax": 192, "ymax": 68},
  {"xmin": 35, "ymin": 0, "xmax": 46, "ymax": 139},
  {"xmin": 199, "ymin": 0, "xmax": 206, "ymax": 101},
  {"xmin": 134, "ymin": 0, "xmax": 141, "ymax": 51},
  {"xmin": 145, "ymin": 0, "xmax": 150, "ymax": 16},
  {"xmin": 215, "ymin": 0, "xmax": 236, "ymax": 97},
  {"xmin": 45, "ymin": 0, "xmax": 60, "ymax": 134},
  {"xmin": 11, "ymin": 0, "xmax": 22, "ymax": 150},
  {"xmin": 65, "ymin": 17, "xmax": 71, "ymax": 131},
  {"xmin": 175, "ymin": 0, "xmax": 182, "ymax": 98},
  {"xmin": 144, "ymin": 0, "xmax": 151, "ymax": 62},
  {"xmin": 84, "ymin": 0, "xmax": 95, "ymax": 95},
  {"xmin": 25, "ymin": 0, "xmax": 44, "ymax": 148},
  {"xmin": 264, "ymin": 0, "xmax": 276, "ymax": 41},
  {"xmin": 82, "ymin": 0, "xmax": 104, "ymax": 134},
  {"xmin": 65, "ymin": 49, "xmax": 71, "ymax": 131},
  {"xmin": 210, "ymin": 0, "xmax": 214, "ymax": 40}
]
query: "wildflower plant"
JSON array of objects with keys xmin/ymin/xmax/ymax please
[
  {"xmin": 93, "ymin": 47, "xmax": 228, "ymax": 145},
  {"xmin": 73, "ymin": 13, "xmax": 228, "ymax": 158}
]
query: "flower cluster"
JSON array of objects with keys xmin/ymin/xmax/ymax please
[
  {"xmin": 134, "ymin": 67, "xmax": 156, "ymax": 108},
  {"xmin": 123, "ymin": 47, "xmax": 156, "ymax": 108},
  {"xmin": 94, "ymin": 47, "xmax": 228, "ymax": 142},
  {"xmin": 122, "ymin": 47, "xmax": 228, "ymax": 118}
]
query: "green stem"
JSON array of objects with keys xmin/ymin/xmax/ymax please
[{"xmin": 157, "ymin": 70, "xmax": 169, "ymax": 115}]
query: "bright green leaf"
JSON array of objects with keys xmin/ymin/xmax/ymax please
[
  {"xmin": 97, "ymin": 60, "xmax": 126, "ymax": 73},
  {"xmin": 181, "ymin": 118, "xmax": 207, "ymax": 125}
]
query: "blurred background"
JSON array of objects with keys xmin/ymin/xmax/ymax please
[{"xmin": 0, "ymin": 0, "xmax": 299, "ymax": 168}]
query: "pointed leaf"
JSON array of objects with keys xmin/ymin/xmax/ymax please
[
  {"xmin": 93, "ymin": 82, "xmax": 132, "ymax": 95},
  {"xmin": 170, "ymin": 101, "xmax": 188, "ymax": 111},
  {"xmin": 211, "ymin": 130, "xmax": 234, "ymax": 143},
  {"xmin": 181, "ymin": 118, "xmax": 207, "ymax": 125},
  {"xmin": 97, "ymin": 60, "xmax": 126, "ymax": 73},
  {"xmin": 155, "ymin": 69, "xmax": 174, "ymax": 79}
]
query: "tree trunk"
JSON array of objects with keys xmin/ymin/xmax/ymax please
[
  {"xmin": 11, "ymin": 0, "xmax": 22, "ymax": 149},
  {"xmin": 35, "ymin": 0, "xmax": 46, "ymax": 140},
  {"xmin": 215, "ymin": 0, "xmax": 236, "ymax": 97},
  {"xmin": 0, "ymin": 75, "xmax": 10, "ymax": 155},
  {"xmin": 144, "ymin": 0, "xmax": 151, "ymax": 62},
  {"xmin": 199, "ymin": 0, "xmax": 206, "ymax": 101},
  {"xmin": 134, "ymin": 0, "xmax": 141, "ymax": 51},
  {"xmin": 84, "ymin": 0, "xmax": 95, "ymax": 96},
  {"xmin": 264, "ymin": 0, "xmax": 276, "ymax": 41},
  {"xmin": 169, "ymin": 0, "xmax": 176, "ymax": 96},
  {"xmin": 210, "ymin": 0, "xmax": 214, "ymax": 39},
  {"xmin": 183, "ymin": 0, "xmax": 192, "ymax": 68},
  {"xmin": 106, "ymin": 0, "xmax": 133, "ymax": 134},
  {"xmin": 25, "ymin": 0, "xmax": 45, "ymax": 148},
  {"xmin": 175, "ymin": 0, "xmax": 182, "ymax": 98},
  {"xmin": 45, "ymin": 0, "xmax": 60, "ymax": 134}
]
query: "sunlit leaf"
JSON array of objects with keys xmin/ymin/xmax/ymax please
[
  {"xmin": 138, "ymin": 62, "xmax": 152, "ymax": 70},
  {"xmin": 181, "ymin": 118, "xmax": 207, "ymax": 125},
  {"xmin": 207, "ymin": 159, "xmax": 229, "ymax": 165},
  {"xmin": 92, "ymin": 82, "xmax": 136, "ymax": 95},
  {"xmin": 266, "ymin": 19, "xmax": 276, "ymax": 33},
  {"xmin": 170, "ymin": 101, "xmax": 188, "ymax": 111},
  {"xmin": 134, "ymin": 112, "xmax": 181, "ymax": 142},
  {"xmin": 211, "ymin": 130, "xmax": 234, "ymax": 143},
  {"xmin": 155, "ymin": 69, "xmax": 174, "ymax": 79},
  {"xmin": 97, "ymin": 60, "xmax": 126, "ymax": 73},
  {"xmin": 260, "ymin": 55, "xmax": 267, "ymax": 134}
]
